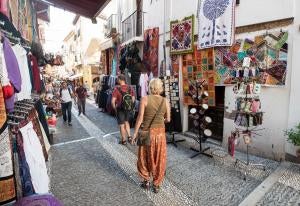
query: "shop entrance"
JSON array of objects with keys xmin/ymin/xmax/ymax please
[{"xmin": 206, "ymin": 86, "xmax": 225, "ymax": 142}]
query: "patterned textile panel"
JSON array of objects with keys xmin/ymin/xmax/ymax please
[
  {"xmin": 0, "ymin": 124, "xmax": 16, "ymax": 205},
  {"xmin": 182, "ymin": 46, "xmax": 215, "ymax": 106},
  {"xmin": 197, "ymin": 0, "xmax": 235, "ymax": 49},
  {"xmin": 143, "ymin": 27, "xmax": 159, "ymax": 76},
  {"xmin": 170, "ymin": 15, "xmax": 194, "ymax": 55},
  {"xmin": 214, "ymin": 31, "xmax": 288, "ymax": 86}
]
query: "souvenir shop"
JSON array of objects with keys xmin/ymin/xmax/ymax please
[
  {"xmin": 0, "ymin": 1, "xmax": 61, "ymax": 205},
  {"xmin": 163, "ymin": 0, "xmax": 289, "ymax": 163},
  {"xmin": 96, "ymin": 41, "xmax": 151, "ymax": 118}
]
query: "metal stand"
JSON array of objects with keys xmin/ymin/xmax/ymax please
[
  {"xmin": 165, "ymin": 76, "xmax": 185, "ymax": 147},
  {"xmin": 167, "ymin": 132, "xmax": 185, "ymax": 147},
  {"xmin": 234, "ymin": 143, "xmax": 266, "ymax": 180},
  {"xmin": 190, "ymin": 81, "xmax": 212, "ymax": 159},
  {"xmin": 190, "ymin": 140, "xmax": 213, "ymax": 158}
]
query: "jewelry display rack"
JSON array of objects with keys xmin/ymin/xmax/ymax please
[
  {"xmin": 162, "ymin": 76, "xmax": 185, "ymax": 147},
  {"xmin": 233, "ymin": 81, "xmax": 266, "ymax": 180}
]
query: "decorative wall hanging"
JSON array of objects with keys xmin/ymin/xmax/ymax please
[
  {"xmin": 170, "ymin": 55, "xmax": 180, "ymax": 76},
  {"xmin": 215, "ymin": 31, "xmax": 288, "ymax": 86},
  {"xmin": 197, "ymin": 0, "xmax": 235, "ymax": 49},
  {"xmin": 182, "ymin": 46, "xmax": 215, "ymax": 106},
  {"xmin": 170, "ymin": 15, "xmax": 194, "ymax": 54},
  {"xmin": 143, "ymin": 27, "xmax": 159, "ymax": 76}
]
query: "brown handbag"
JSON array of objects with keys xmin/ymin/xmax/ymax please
[{"xmin": 137, "ymin": 98, "xmax": 165, "ymax": 146}]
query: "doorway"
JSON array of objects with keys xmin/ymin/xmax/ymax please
[{"xmin": 206, "ymin": 86, "xmax": 225, "ymax": 141}]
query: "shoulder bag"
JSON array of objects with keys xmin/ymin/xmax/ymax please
[{"xmin": 137, "ymin": 98, "xmax": 165, "ymax": 146}]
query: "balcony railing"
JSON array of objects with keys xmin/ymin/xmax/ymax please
[
  {"xmin": 121, "ymin": 10, "xmax": 144, "ymax": 43},
  {"xmin": 104, "ymin": 14, "xmax": 118, "ymax": 38}
]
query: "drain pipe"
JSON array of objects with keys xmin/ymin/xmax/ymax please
[{"xmin": 162, "ymin": 0, "xmax": 167, "ymax": 76}]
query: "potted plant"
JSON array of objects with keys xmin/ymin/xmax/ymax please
[{"xmin": 285, "ymin": 123, "xmax": 300, "ymax": 157}]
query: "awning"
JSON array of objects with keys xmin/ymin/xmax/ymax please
[
  {"xmin": 68, "ymin": 73, "xmax": 83, "ymax": 81},
  {"xmin": 35, "ymin": 0, "xmax": 111, "ymax": 19},
  {"xmin": 34, "ymin": 1, "xmax": 50, "ymax": 22},
  {"xmin": 99, "ymin": 39, "xmax": 114, "ymax": 51}
]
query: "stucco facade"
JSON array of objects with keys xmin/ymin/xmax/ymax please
[{"xmin": 100, "ymin": 0, "xmax": 300, "ymax": 160}]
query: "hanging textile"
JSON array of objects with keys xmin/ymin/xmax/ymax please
[
  {"xmin": 170, "ymin": 15, "xmax": 194, "ymax": 55},
  {"xmin": 0, "ymin": 123, "xmax": 16, "ymax": 205},
  {"xmin": 182, "ymin": 46, "xmax": 215, "ymax": 106},
  {"xmin": 18, "ymin": 0, "xmax": 26, "ymax": 37},
  {"xmin": 35, "ymin": 99, "xmax": 50, "ymax": 139},
  {"xmin": 14, "ymin": 125, "xmax": 35, "ymax": 197},
  {"xmin": 13, "ymin": 44, "xmax": 32, "ymax": 100},
  {"xmin": 0, "ymin": 12, "xmax": 22, "ymax": 40},
  {"xmin": 14, "ymin": 194, "xmax": 63, "ymax": 206},
  {"xmin": 139, "ymin": 73, "xmax": 149, "ymax": 97},
  {"xmin": 19, "ymin": 121, "xmax": 49, "ymax": 194},
  {"xmin": 0, "ymin": 0, "xmax": 10, "ymax": 18},
  {"xmin": 29, "ymin": 54, "xmax": 42, "ymax": 93},
  {"xmin": 9, "ymin": 0, "xmax": 19, "ymax": 29},
  {"xmin": 197, "ymin": 0, "xmax": 235, "ymax": 49},
  {"xmin": 143, "ymin": 27, "xmax": 159, "ymax": 76},
  {"xmin": 0, "ymin": 85, "xmax": 7, "ymax": 127},
  {"xmin": 3, "ymin": 37, "xmax": 22, "ymax": 112},
  {"xmin": 214, "ymin": 31, "xmax": 288, "ymax": 86}
]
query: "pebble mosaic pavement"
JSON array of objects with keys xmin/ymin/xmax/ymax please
[{"xmin": 49, "ymin": 100, "xmax": 300, "ymax": 206}]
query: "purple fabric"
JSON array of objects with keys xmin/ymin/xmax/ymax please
[
  {"xmin": 3, "ymin": 37, "xmax": 22, "ymax": 112},
  {"xmin": 3, "ymin": 37, "xmax": 22, "ymax": 92},
  {"xmin": 5, "ymin": 95, "xmax": 15, "ymax": 113},
  {"xmin": 14, "ymin": 194, "xmax": 63, "ymax": 206}
]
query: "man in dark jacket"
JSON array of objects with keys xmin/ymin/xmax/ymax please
[{"xmin": 75, "ymin": 83, "xmax": 87, "ymax": 116}]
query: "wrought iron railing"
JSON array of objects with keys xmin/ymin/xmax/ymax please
[
  {"xmin": 104, "ymin": 14, "xmax": 118, "ymax": 38},
  {"xmin": 121, "ymin": 10, "xmax": 144, "ymax": 43}
]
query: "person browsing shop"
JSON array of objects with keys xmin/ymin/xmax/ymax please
[
  {"xmin": 131, "ymin": 78, "xmax": 171, "ymax": 193},
  {"xmin": 111, "ymin": 74, "xmax": 135, "ymax": 145},
  {"xmin": 75, "ymin": 83, "xmax": 87, "ymax": 116},
  {"xmin": 60, "ymin": 81, "xmax": 74, "ymax": 126}
]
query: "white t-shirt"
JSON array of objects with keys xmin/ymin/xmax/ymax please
[
  {"xmin": 12, "ymin": 45, "xmax": 32, "ymax": 100},
  {"xmin": 61, "ymin": 88, "xmax": 72, "ymax": 103},
  {"xmin": 20, "ymin": 121, "xmax": 49, "ymax": 193}
]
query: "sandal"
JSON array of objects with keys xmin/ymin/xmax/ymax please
[
  {"xmin": 140, "ymin": 180, "xmax": 150, "ymax": 190},
  {"xmin": 118, "ymin": 140, "xmax": 127, "ymax": 145},
  {"xmin": 153, "ymin": 185, "xmax": 160, "ymax": 193},
  {"xmin": 128, "ymin": 136, "xmax": 133, "ymax": 143}
]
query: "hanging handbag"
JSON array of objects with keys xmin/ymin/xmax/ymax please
[{"xmin": 137, "ymin": 98, "xmax": 165, "ymax": 146}]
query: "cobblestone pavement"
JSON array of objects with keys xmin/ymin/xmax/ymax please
[
  {"xmin": 53, "ymin": 113, "xmax": 90, "ymax": 144},
  {"xmin": 49, "ymin": 100, "xmax": 300, "ymax": 206},
  {"xmin": 256, "ymin": 164, "xmax": 300, "ymax": 206}
]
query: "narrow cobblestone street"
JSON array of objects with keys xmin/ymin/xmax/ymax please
[{"xmin": 48, "ymin": 100, "xmax": 300, "ymax": 206}]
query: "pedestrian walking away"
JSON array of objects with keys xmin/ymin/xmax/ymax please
[
  {"xmin": 132, "ymin": 78, "xmax": 171, "ymax": 193},
  {"xmin": 111, "ymin": 74, "xmax": 135, "ymax": 145},
  {"xmin": 75, "ymin": 83, "xmax": 87, "ymax": 116},
  {"xmin": 60, "ymin": 81, "xmax": 74, "ymax": 126}
]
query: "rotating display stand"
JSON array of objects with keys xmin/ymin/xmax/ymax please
[
  {"xmin": 189, "ymin": 80, "xmax": 213, "ymax": 159},
  {"xmin": 232, "ymin": 81, "xmax": 266, "ymax": 180}
]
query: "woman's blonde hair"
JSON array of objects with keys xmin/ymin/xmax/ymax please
[{"xmin": 149, "ymin": 78, "xmax": 163, "ymax": 95}]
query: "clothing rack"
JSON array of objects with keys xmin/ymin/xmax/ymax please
[{"xmin": 0, "ymin": 20, "xmax": 31, "ymax": 49}]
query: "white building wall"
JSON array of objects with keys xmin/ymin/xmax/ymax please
[
  {"xmin": 120, "ymin": 0, "xmax": 136, "ymax": 21},
  {"xmin": 141, "ymin": 0, "xmax": 297, "ymax": 159},
  {"xmin": 286, "ymin": 0, "xmax": 300, "ymax": 156},
  {"xmin": 235, "ymin": 0, "xmax": 293, "ymax": 27}
]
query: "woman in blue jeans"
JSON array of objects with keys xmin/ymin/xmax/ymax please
[{"xmin": 60, "ymin": 82, "xmax": 74, "ymax": 126}]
